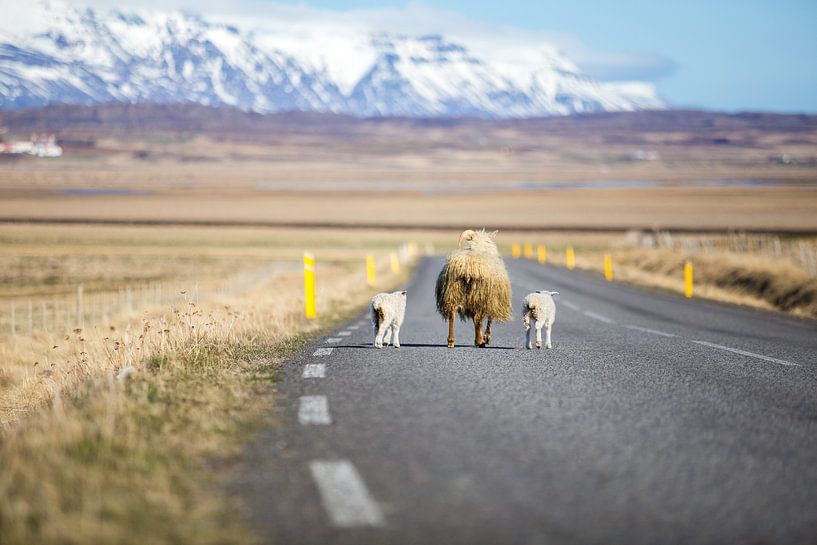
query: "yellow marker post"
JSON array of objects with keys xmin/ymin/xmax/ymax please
[
  {"xmin": 566, "ymin": 246, "xmax": 575, "ymax": 270},
  {"xmin": 537, "ymin": 245, "xmax": 547, "ymax": 264},
  {"xmin": 684, "ymin": 261, "xmax": 693, "ymax": 298},
  {"xmin": 523, "ymin": 243, "xmax": 533, "ymax": 260},
  {"xmin": 366, "ymin": 255, "xmax": 376, "ymax": 287},
  {"xmin": 390, "ymin": 252, "xmax": 400, "ymax": 274},
  {"xmin": 303, "ymin": 252, "xmax": 316, "ymax": 319},
  {"xmin": 512, "ymin": 244, "xmax": 521, "ymax": 259},
  {"xmin": 604, "ymin": 254, "xmax": 613, "ymax": 281}
]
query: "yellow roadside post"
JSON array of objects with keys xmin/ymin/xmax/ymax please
[
  {"xmin": 366, "ymin": 255, "xmax": 376, "ymax": 287},
  {"xmin": 684, "ymin": 261, "xmax": 694, "ymax": 298},
  {"xmin": 537, "ymin": 245, "xmax": 547, "ymax": 264},
  {"xmin": 566, "ymin": 246, "xmax": 575, "ymax": 270},
  {"xmin": 390, "ymin": 252, "xmax": 400, "ymax": 274},
  {"xmin": 512, "ymin": 244, "xmax": 521, "ymax": 259},
  {"xmin": 604, "ymin": 254, "xmax": 613, "ymax": 281},
  {"xmin": 523, "ymin": 243, "xmax": 533, "ymax": 260},
  {"xmin": 303, "ymin": 252, "xmax": 316, "ymax": 319}
]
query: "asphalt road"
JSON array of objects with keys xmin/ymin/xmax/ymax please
[{"xmin": 230, "ymin": 256, "xmax": 817, "ymax": 545}]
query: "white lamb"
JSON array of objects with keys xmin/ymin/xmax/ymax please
[
  {"xmin": 522, "ymin": 291, "xmax": 558, "ymax": 349},
  {"xmin": 371, "ymin": 291, "xmax": 407, "ymax": 349}
]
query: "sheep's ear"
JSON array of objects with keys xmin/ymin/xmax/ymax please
[
  {"xmin": 401, "ymin": 291, "xmax": 407, "ymax": 296},
  {"xmin": 550, "ymin": 291, "xmax": 559, "ymax": 296},
  {"xmin": 488, "ymin": 230, "xmax": 499, "ymax": 239}
]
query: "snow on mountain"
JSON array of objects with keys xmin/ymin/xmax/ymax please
[{"xmin": 0, "ymin": 2, "xmax": 665, "ymax": 117}]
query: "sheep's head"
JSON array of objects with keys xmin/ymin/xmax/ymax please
[
  {"xmin": 458, "ymin": 230, "xmax": 477, "ymax": 248},
  {"xmin": 457, "ymin": 229, "xmax": 499, "ymax": 254}
]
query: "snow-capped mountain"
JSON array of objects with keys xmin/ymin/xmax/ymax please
[{"xmin": 0, "ymin": 3, "xmax": 666, "ymax": 117}]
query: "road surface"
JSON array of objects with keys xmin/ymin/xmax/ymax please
[{"xmin": 230, "ymin": 257, "xmax": 817, "ymax": 545}]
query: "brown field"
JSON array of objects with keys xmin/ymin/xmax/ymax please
[{"xmin": 1, "ymin": 104, "xmax": 817, "ymax": 231}]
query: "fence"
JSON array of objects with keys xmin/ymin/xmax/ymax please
[
  {"xmin": 1, "ymin": 262, "xmax": 292, "ymax": 337},
  {"xmin": 626, "ymin": 231, "xmax": 817, "ymax": 278}
]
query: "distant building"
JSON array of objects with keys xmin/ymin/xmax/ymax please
[{"xmin": 0, "ymin": 134, "xmax": 63, "ymax": 157}]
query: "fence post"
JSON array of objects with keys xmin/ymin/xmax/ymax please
[
  {"xmin": 27, "ymin": 299, "xmax": 33, "ymax": 336},
  {"xmin": 304, "ymin": 253, "xmax": 317, "ymax": 319},
  {"xmin": 566, "ymin": 247, "xmax": 576, "ymax": 270},
  {"xmin": 684, "ymin": 261, "xmax": 694, "ymax": 298},
  {"xmin": 76, "ymin": 285, "xmax": 84, "ymax": 328},
  {"xmin": 511, "ymin": 244, "xmax": 521, "ymax": 259},
  {"xmin": 390, "ymin": 252, "xmax": 400, "ymax": 274},
  {"xmin": 537, "ymin": 245, "xmax": 547, "ymax": 264},
  {"xmin": 366, "ymin": 255, "xmax": 376, "ymax": 287},
  {"xmin": 604, "ymin": 254, "xmax": 613, "ymax": 281},
  {"xmin": 523, "ymin": 243, "xmax": 533, "ymax": 260}
]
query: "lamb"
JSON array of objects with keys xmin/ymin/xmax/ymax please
[
  {"xmin": 371, "ymin": 290, "xmax": 407, "ymax": 349},
  {"xmin": 522, "ymin": 291, "xmax": 558, "ymax": 349},
  {"xmin": 435, "ymin": 229, "xmax": 513, "ymax": 348}
]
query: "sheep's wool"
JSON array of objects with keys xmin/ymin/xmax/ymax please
[{"xmin": 435, "ymin": 230, "xmax": 513, "ymax": 322}]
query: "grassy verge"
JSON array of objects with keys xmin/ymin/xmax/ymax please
[
  {"xmin": 500, "ymin": 232, "xmax": 817, "ymax": 319},
  {"xmin": 0, "ymin": 224, "xmax": 416, "ymax": 545}
]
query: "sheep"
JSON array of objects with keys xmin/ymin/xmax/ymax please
[
  {"xmin": 522, "ymin": 291, "xmax": 558, "ymax": 349},
  {"xmin": 371, "ymin": 290, "xmax": 407, "ymax": 348},
  {"xmin": 435, "ymin": 229, "xmax": 513, "ymax": 348}
]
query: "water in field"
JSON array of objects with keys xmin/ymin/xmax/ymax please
[{"xmin": 254, "ymin": 178, "xmax": 790, "ymax": 194}]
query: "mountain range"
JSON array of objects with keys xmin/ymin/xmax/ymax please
[{"xmin": 0, "ymin": 2, "xmax": 666, "ymax": 118}]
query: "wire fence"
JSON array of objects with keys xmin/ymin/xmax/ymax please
[
  {"xmin": 625, "ymin": 230, "xmax": 817, "ymax": 278},
  {"xmin": 0, "ymin": 262, "xmax": 295, "ymax": 337}
]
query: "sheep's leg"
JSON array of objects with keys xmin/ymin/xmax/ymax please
[
  {"xmin": 383, "ymin": 325, "xmax": 392, "ymax": 345},
  {"xmin": 474, "ymin": 316, "xmax": 485, "ymax": 347},
  {"xmin": 375, "ymin": 319, "xmax": 389, "ymax": 349},
  {"xmin": 484, "ymin": 318, "xmax": 492, "ymax": 345},
  {"xmin": 372, "ymin": 313, "xmax": 380, "ymax": 348},
  {"xmin": 534, "ymin": 319, "xmax": 543, "ymax": 349},
  {"xmin": 392, "ymin": 325, "xmax": 400, "ymax": 348},
  {"xmin": 545, "ymin": 322, "xmax": 552, "ymax": 350},
  {"xmin": 447, "ymin": 310, "xmax": 456, "ymax": 348},
  {"xmin": 524, "ymin": 313, "xmax": 532, "ymax": 349}
]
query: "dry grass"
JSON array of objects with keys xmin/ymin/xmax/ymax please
[
  {"xmin": 0, "ymin": 223, "xmax": 416, "ymax": 544},
  {"xmin": 501, "ymin": 232, "xmax": 817, "ymax": 319}
]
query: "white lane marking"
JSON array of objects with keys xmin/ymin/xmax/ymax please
[
  {"xmin": 325, "ymin": 337, "xmax": 342, "ymax": 344},
  {"xmin": 337, "ymin": 331, "xmax": 352, "ymax": 336},
  {"xmin": 583, "ymin": 310, "xmax": 613, "ymax": 324},
  {"xmin": 692, "ymin": 340, "xmax": 799, "ymax": 367},
  {"xmin": 626, "ymin": 325, "xmax": 676, "ymax": 338},
  {"xmin": 302, "ymin": 363, "xmax": 326, "ymax": 378},
  {"xmin": 309, "ymin": 460, "xmax": 385, "ymax": 527},
  {"xmin": 298, "ymin": 396, "xmax": 332, "ymax": 425},
  {"xmin": 313, "ymin": 347, "xmax": 334, "ymax": 357},
  {"xmin": 560, "ymin": 300, "xmax": 581, "ymax": 311},
  {"xmin": 348, "ymin": 325, "xmax": 361, "ymax": 330}
]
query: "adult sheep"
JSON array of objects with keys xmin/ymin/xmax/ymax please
[{"xmin": 435, "ymin": 229, "xmax": 513, "ymax": 348}]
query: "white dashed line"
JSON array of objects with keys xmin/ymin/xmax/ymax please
[
  {"xmin": 626, "ymin": 325, "xmax": 676, "ymax": 338},
  {"xmin": 309, "ymin": 460, "xmax": 385, "ymax": 527},
  {"xmin": 337, "ymin": 331, "xmax": 352, "ymax": 336},
  {"xmin": 560, "ymin": 300, "xmax": 581, "ymax": 311},
  {"xmin": 298, "ymin": 396, "xmax": 332, "ymax": 425},
  {"xmin": 325, "ymin": 337, "xmax": 342, "ymax": 344},
  {"xmin": 583, "ymin": 311, "xmax": 613, "ymax": 324},
  {"xmin": 313, "ymin": 347, "xmax": 334, "ymax": 357},
  {"xmin": 692, "ymin": 340, "xmax": 799, "ymax": 367},
  {"xmin": 302, "ymin": 363, "xmax": 326, "ymax": 378},
  {"xmin": 348, "ymin": 325, "xmax": 361, "ymax": 330}
]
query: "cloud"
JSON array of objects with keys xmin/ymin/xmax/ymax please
[{"xmin": 1, "ymin": 0, "xmax": 677, "ymax": 82}]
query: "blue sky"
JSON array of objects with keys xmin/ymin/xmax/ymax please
[{"xmin": 290, "ymin": 0, "xmax": 817, "ymax": 112}]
